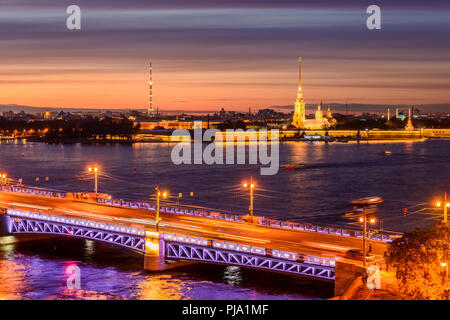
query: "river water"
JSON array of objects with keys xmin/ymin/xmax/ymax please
[{"xmin": 0, "ymin": 139, "xmax": 448, "ymax": 299}]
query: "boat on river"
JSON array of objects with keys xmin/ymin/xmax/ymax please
[{"xmin": 281, "ymin": 164, "xmax": 306, "ymax": 170}]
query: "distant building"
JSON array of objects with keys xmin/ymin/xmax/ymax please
[
  {"xmin": 292, "ymin": 57, "xmax": 333, "ymax": 130},
  {"xmin": 135, "ymin": 120, "xmax": 216, "ymax": 131},
  {"xmin": 326, "ymin": 106, "xmax": 333, "ymax": 119},
  {"xmin": 292, "ymin": 57, "xmax": 306, "ymax": 128},
  {"xmin": 300, "ymin": 102, "xmax": 336, "ymax": 130},
  {"xmin": 2, "ymin": 111, "xmax": 14, "ymax": 119},
  {"xmin": 405, "ymin": 108, "xmax": 415, "ymax": 131}
]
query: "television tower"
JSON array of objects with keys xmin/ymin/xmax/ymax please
[{"xmin": 148, "ymin": 57, "xmax": 154, "ymax": 117}]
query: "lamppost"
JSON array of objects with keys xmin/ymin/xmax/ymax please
[
  {"xmin": 353, "ymin": 196, "xmax": 383, "ymax": 267},
  {"xmin": 243, "ymin": 178, "xmax": 255, "ymax": 218},
  {"xmin": 436, "ymin": 192, "xmax": 449, "ymax": 223},
  {"xmin": 359, "ymin": 213, "xmax": 377, "ymax": 267},
  {"xmin": 175, "ymin": 192, "xmax": 194, "ymax": 208},
  {"xmin": 155, "ymin": 186, "xmax": 167, "ymax": 232},
  {"xmin": 440, "ymin": 262, "xmax": 448, "ymax": 284},
  {"xmin": 88, "ymin": 166, "xmax": 99, "ymax": 195}
]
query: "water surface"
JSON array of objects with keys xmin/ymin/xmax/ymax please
[{"xmin": 0, "ymin": 139, "xmax": 448, "ymax": 299}]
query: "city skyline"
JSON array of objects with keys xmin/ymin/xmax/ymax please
[{"xmin": 1, "ymin": 1, "xmax": 450, "ymax": 112}]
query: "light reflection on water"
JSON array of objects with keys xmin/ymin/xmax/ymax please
[{"xmin": 0, "ymin": 238, "xmax": 333, "ymax": 300}]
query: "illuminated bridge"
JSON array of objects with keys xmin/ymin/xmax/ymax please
[{"xmin": 0, "ymin": 185, "xmax": 398, "ymax": 286}]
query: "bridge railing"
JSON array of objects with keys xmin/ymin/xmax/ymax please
[
  {"xmin": 259, "ymin": 217, "xmax": 400, "ymax": 242},
  {"xmin": 97, "ymin": 197, "xmax": 400, "ymax": 243},
  {"xmin": 97, "ymin": 197, "xmax": 248, "ymax": 222},
  {"xmin": 0, "ymin": 185, "xmax": 67, "ymax": 199},
  {"xmin": 0, "ymin": 185, "xmax": 400, "ymax": 243}
]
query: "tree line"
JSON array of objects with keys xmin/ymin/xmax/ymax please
[
  {"xmin": 0, "ymin": 117, "xmax": 140, "ymax": 141},
  {"xmin": 385, "ymin": 223, "xmax": 450, "ymax": 300}
]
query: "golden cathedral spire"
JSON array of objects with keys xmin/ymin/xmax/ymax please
[
  {"xmin": 298, "ymin": 56, "xmax": 302, "ymax": 89},
  {"xmin": 292, "ymin": 56, "xmax": 306, "ymax": 128}
]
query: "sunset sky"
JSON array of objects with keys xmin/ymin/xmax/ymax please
[{"xmin": 1, "ymin": 0, "xmax": 450, "ymax": 112}]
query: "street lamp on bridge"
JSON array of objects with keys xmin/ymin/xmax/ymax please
[
  {"xmin": 436, "ymin": 192, "xmax": 449, "ymax": 223},
  {"xmin": 243, "ymin": 178, "xmax": 255, "ymax": 218},
  {"xmin": 352, "ymin": 196, "xmax": 383, "ymax": 267},
  {"xmin": 155, "ymin": 186, "xmax": 167, "ymax": 232},
  {"xmin": 440, "ymin": 262, "xmax": 448, "ymax": 284},
  {"xmin": 0, "ymin": 173, "xmax": 7, "ymax": 185},
  {"xmin": 87, "ymin": 166, "xmax": 99, "ymax": 195}
]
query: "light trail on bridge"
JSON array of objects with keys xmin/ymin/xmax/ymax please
[
  {"xmin": 5, "ymin": 202, "xmax": 52, "ymax": 211},
  {"xmin": 0, "ymin": 189, "xmax": 388, "ymax": 262}
]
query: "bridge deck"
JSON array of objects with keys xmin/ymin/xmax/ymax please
[{"xmin": 0, "ymin": 190, "xmax": 387, "ymax": 262}]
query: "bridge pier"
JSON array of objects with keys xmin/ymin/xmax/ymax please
[
  {"xmin": 143, "ymin": 231, "xmax": 188, "ymax": 271},
  {"xmin": 0, "ymin": 213, "xmax": 9, "ymax": 235},
  {"xmin": 334, "ymin": 260, "xmax": 366, "ymax": 297}
]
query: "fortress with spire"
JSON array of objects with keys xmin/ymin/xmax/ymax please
[
  {"xmin": 404, "ymin": 107, "xmax": 415, "ymax": 131},
  {"xmin": 292, "ymin": 57, "xmax": 335, "ymax": 130}
]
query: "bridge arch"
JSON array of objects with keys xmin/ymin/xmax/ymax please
[
  {"xmin": 164, "ymin": 242, "xmax": 335, "ymax": 281},
  {"xmin": 5, "ymin": 213, "xmax": 146, "ymax": 253},
  {"xmin": 3, "ymin": 210, "xmax": 336, "ymax": 281}
]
